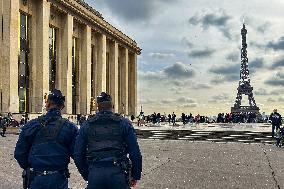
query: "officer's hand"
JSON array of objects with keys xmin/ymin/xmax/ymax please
[{"xmin": 129, "ymin": 179, "xmax": 137, "ymax": 187}]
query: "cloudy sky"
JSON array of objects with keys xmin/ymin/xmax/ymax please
[{"xmin": 85, "ymin": 0, "xmax": 284, "ymax": 116}]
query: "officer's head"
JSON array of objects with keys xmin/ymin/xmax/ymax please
[
  {"xmin": 96, "ymin": 92, "xmax": 113, "ymax": 111},
  {"xmin": 274, "ymin": 109, "xmax": 278, "ymax": 113},
  {"xmin": 45, "ymin": 89, "xmax": 65, "ymax": 111}
]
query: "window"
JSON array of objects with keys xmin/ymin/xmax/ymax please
[
  {"xmin": 72, "ymin": 37, "xmax": 78, "ymax": 114},
  {"xmin": 49, "ymin": 27, "xmax": 57, "ymax": 91},
  {"xmin": 18, "ymin": 13, "xmax": 29, "ymax": 113}
]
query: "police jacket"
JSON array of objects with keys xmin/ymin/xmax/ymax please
[
  {"xmin": 14, "ymin": 108, "xmax": 78, "ymax": 171},
  {"xmin": 74, "ymin": 110, "xmax": 142, "ymax": 181},
  {"xmin": 269, "ymin": 112, "xmax": 282, "ymax": 126}
]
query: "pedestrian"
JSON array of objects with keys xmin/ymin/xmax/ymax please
[
  {"xmin": 20, "ymin": 115, "xmax": 25, "ymax": 126},
  {"xmin": 24, "ymin": 112, "xmax": 29, "ymax": 124},
  {"xmin": 79, "ymin": 115, "xmax": 87, "ymax": 126},
  {"xmin": 269, "ymin": 109, "xmax": 282, "ymax": 138},
  {"xmin": 0, "ymin": 114, "xmax": 8, "ymax": 137},
  {"xmin": 137, "ymin": 113, "xmax": 144, "ymax": 127},
  {"xmin": 181, "ymin": 113, "xmax": 186, "ymax": 125},
  {"xmin": 172, "ymin": 112, "xmax": 176, "ymax": 126},
  {"xmin": 74, "ymin": 92, "xmax": 142, "ymax": 189},
  {"xmin": 131, "ymin": 115, "xmax": 135, "ymax": 122},
  {"xmin": 77, "ymin": 114, "xmax": 81, "ymax": 125},
  {"xmin": 0, "ymin": 119, "xmax": 7, "ymax": 137},
  {"xmin": 14, "ymin": 89, "xmax": 78, "ymax": 189}
]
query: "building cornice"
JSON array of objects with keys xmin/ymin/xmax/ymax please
[
  {"xmin": 73, "ymin": 0, "xmax": 103, "ymax": 18},
  {"xmin": 52, "ymin": 0, "xmax": 141, "ymax": 54}
]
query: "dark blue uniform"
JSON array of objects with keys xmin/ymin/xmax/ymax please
[
  {"xmin": 74, "ymin": 110, "xmax": 142, "ymax": 189},
  {"xmin": 14, "ymin": 108, "xmax": 78, "ymax": 189}
]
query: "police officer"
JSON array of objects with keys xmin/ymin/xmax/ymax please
[
  {"xmin": 74, "ymin": 92, "xmax": 142, "ymax": 189},
  {"xmin": 14, "ymin": 89, "xmax": 78, "ymax": 189},
  {"xmin": 269, "ymin": 109, "xmax": 282, "ymax": 138}
]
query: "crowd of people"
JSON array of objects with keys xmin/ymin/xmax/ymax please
[
  {"xmin": 0, "ymin": 112, "xmax": 26, "ymax": 137},
  {"xmin": 135, "ymin": 112, "xmax": 212, "ymax": 126},
  {"xmin": 216, "ymin": 112, "xmax": 264, "ymax": 123},
  {"xmin": 134, "ymin": 111, "xmax": 274, "ymax": 126}
]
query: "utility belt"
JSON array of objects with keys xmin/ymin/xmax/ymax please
[
  {"xmin": 32, "ymin": 169, "xmax": 70, "ymax": 178},
  {"xmin": 22, "ymin": 168, "xmax": 70, "ymax": 189}
]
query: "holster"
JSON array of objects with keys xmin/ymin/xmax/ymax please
[
  {"xmin": 22, "ymin": 168, "xmax": 35, "ymax": 189},
  {"xmin": 116, "ymin": 158, "xmax": 132, "ymax": 185}
]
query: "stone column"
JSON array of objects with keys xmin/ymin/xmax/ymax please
[
  {"xmin": 120, "ymin": 47, "xmax": 129, "ymax": 115},
  {"xmin": 80, "ymin": 25, "xmax": 91, "ymax": 115},
  {"xmin": 60, "ymin": 14, "xmax": 73, "ymax": 114},
  {"xmin": 128, "ymin": 53, "xmax": 137, "ymax": 116},
  {"xmin": 91, "ymin": 40, "xmax": 97, "ymax": 99},
  {"xmin": 0, "ymin": 0, "xmax": 3, "ymax": 112},
  {"xmin": 1, "ymin": 0, "xmax": 19, "ymax": 113},
  {"xmin": 34, "ymin": 0, "xmax": 50, "ymax": 113},
  {"xmin": 96, "ymin": 33, "xmax": 106, "ymax": 95},
  {"xmin": 110, "ymin": 41, "xmax": 119, "ymax": 113}
]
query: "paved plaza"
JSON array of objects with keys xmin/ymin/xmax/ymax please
[
  {"xmin": 1, "ymin": 130, "xmax": 284, "ymax": 189},
  {"xmin": 134, "ymin": 123, "xmax": 275, "ymax": 144}
]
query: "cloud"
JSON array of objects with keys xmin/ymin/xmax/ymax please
[
  {"xmin": 266, "ymin": 37, "xmax": 284, "ymax": 51},
  {"xmin": 209, "ymin": 93, "xmax": 231, "ymax": 103},
  {"xmin": 254, "ymin": 88, "xmax": 269, "ymax": 96},
  {"xmin": 256, "ymin": 22, "xmax": 271, "ymax": 33},
  {"xmin": 179, "ymin": 104, "xmax": 197, "ymax": 108},
  {"xmin": 271, "ymin": 89, "xmax": 284, "ymax": 95},
  {"xmin": 210, "ymin": 64, "xmax": 239, "ymax": 75},
  {"xmin": 266, "ymin": 80, "xmax": 284, "ymax": 86},
  {"xmin": 250, "ymin": 58, "xmax": 264, "ymax": 73},
  {"xmin": 209, "ymin": 63, "xmax": 239, "ymax": 84},
  {"xmin": 188, "ymin": 48, "xmax": 215, "ymax": 58},
  {"xmin": 92, "ymin": 0, "xmax": 175, "ymax": 22},
  {"xmin": 211, "ymin": 74, "xmax": 239, "ymax": 84},
  {"xmin": 209, "ymin": 59, "xmax": 262, "ymax": 83},
  {"xmin": 139, "ymin": 98, "xmax": 156, "ymax": 105},
  {"xmin": 265, "ymin": 72, "xmax": 284, "ymax": 86},
  {"xmin": 249, "ymin": 41, "xmax": 264, "ymax": 49},
  {"xmin": 149, "ymin": 52, "xmax": 175, "ymax": 60},
  {"xmin": 139, "ymin": 62, "xmax": 195, "ymax": 81},
  {"xmin": 226, "ymin": 51, "xmax": 239, "ymax": 62},
  {"xmin": 191, "ymin": 83, "xmax": 211, "ymax": 90},
  {"xmin": 161, "ymin": 99, "xmax": 173, "ymax": 104},
  {"xmin": 158, "ymin": 97, "xmax": 197, "ymax": 108},
  {"xmin": 138, "ymin": 71, "xmax": 163, "ymax": 81},
  {"xmin": 189, "ymin": 9, "xmax": 232, "ymax": 39},
  {"xmin": 212, "ymin": 93, "xmax": 230, "ymax": 101},
  {"xmin": 267, "ymin": 97, "xmax": 276, "ymax": 102},
  {"xmin": 271, "ymin": 57, "xmax": 284, "ymax": 68},
  {"xmin": 172, "ymin": 80, "xmax": 185, "ymax": 87},
  {"xmin": 177, "ymin": 97, "xmax": 196, "ymax": 104},
  {"xmin": 163, "ymin": 62, "xmax": 195, "ymax": 79},
  {"xmin": 181, "ymin": 37, "xmax": 194, "ymax": 48},
  {"xmin": 278, "ymin": 97, "xmax": 284, "ymax": 102}
]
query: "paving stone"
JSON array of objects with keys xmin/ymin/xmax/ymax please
[
  {"xmin": 191, "ymin": 133, "xmax": 209, "ymax": 136},
  {"xmin": 184, "ymin": 136, "xmax": 201, "ymax": 138},
  {"xmin": 222, "ymin": 136, "xmax": 235, "ymax": 139},
  {"xmin": 254, "ymin": 138, "xmax": 268, "ymax": 140},
  {"xmin": 206, "ymin": 139, "xmax": 223, "ymax": 141},
  {"xmin": 148, "ymin": 137, "xmax": 165, "ymax": 139},
  {"xmin": 237, "ymin": 140, "xmax": 254, "ymax": 142},
  {"xmin": 230, "ymin": 134, "xmax": 249, "ymax": 137}
]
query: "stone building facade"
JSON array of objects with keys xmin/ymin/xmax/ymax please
[{"xmin": 0, "ymin": 0, "xmax": 140, "ymax": 116}]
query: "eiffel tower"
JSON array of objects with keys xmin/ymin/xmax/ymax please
[{"xmin": 231, "ymin": 23, "xmax": 260, "ymax": 114}]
